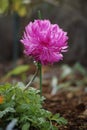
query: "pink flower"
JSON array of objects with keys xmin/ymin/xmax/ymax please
[{"xmin": 20, "ymin": 19, "xmax": 68, "ymax": 65}]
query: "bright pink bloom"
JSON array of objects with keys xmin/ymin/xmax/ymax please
[{"xmin": 20, "ymin": 20, "xmax": 68, "ymax": 65}]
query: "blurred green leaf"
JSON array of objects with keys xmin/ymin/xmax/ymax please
[
  {"xmin": 0, "ymin": 0, "xmax": 29, "ymax": 16},
  {"xmin": 22, "ymin": 122, "xmax": 30, "ymax": 130},
  {"xmin": 73, "ymin": 63, "xmax": 87, "ymax": 76},
  {"xmin": 60, "ymin": 65, "xmax": 72, "ymax": 79},
  {"xmin": 9, "ymin": 65, "xmax": 29, "ymax": 75},
  {"xmin": 0, "ymin": 0, "xmax": 8, "ymax": 14},
  {"xmin": 17, "ymin": 6, "xmax": 27, "ymax": 17},
  {"xmin": 1, "ymin": 65, "xmax": 29, "ymax": 81}
]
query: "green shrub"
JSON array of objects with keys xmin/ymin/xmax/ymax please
[{"xmin": 0, "ymin": 83, "xmax": 67, "ymax": 130}]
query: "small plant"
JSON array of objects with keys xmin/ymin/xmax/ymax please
[
  {"xmin": 0, "ymin": 13, "xmax": 68, "ymax": 130},
  {"xmin": 0, "ymin": 83, "xmax": 67, "ymax": 130},
  {"xmin": 20, "ymin": 18, "xmax": 68, "ymax": 96}
]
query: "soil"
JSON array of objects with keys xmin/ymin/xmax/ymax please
[
  {"xmin": 0, "ymin": 60, "xmax": 87, "ymax": 130},
  {"xmin": 42, "ymin": 65, "xmax": 87, "ymax": 130},
  {"xmin": 43, "ymin": 88, "xmax": 87, "ymax": 130}
]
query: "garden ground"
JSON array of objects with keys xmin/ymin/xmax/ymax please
[{"xmin": 0, "ymin": 59, "xmax": 87, "ymax": 130}]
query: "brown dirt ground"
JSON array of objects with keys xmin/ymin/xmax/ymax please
[{"xmin": 43, "ymin": 87, "xmax": 87, "ymax": 130}]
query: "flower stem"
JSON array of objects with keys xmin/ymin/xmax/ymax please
[
  {"xmin": 38, "ymin": 10, "xmax": 42, "ymax": 19},
  {"xmin": 38, "ymin": 63, "xmax": 42, "ymax": 97},
  {"xmin": 38, "ymin": 11, "xmax": 42, "ymax": 97}
]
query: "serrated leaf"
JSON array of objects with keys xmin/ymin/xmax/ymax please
[
  {"xmin": 51, "ymin": 114, "xmax": 67, "ymax": 125},
  {"xmin": 0, "ymin": 83, "xmax": 66, "ymax": 129},
  {"xmin": 40, "ymin": 121, "xmax": 51, "ymax": 130},
  {"xmin": 0, "ymin": 107, "xmax": 15, "ymax": 118}
]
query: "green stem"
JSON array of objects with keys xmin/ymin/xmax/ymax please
[
  {"xmin": 38, "ymin": 63, "xmax": 42, "ymax": 97},
  {"xmin": 38, "ymin": 10, "xmax": 42, "ymax": 19},
  {"xmin": 38, "ymin": 10, "xmax": 42, "ymax": 97}
]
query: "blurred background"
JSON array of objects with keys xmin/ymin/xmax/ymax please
[
  {"xmin": 0, "ymin": 0, "xmax": 87, "ymax": 66},
  {"xmin": 0, "ymin": 1, "xmax": 87, "ymax": 129}
]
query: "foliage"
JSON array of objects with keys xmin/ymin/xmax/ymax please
[
  {"xmin": 73, "ymin": 63, "xmax": 87, "ymax": 76},
  {"xmin": 0, "ymin": 0, "xmax": 28, "ymax": 16},
  {"xmin": 1, "ymin": 65, "xmax": 29, "ymax": 82},
  {"xmin": 0, "ymin": 0, "xmax": 59, "ymax": 16},
  {"xmin": 0, "ymin": 0, "xmax": 8, "ymax": 14},
  {"xmin": 0, "ymin": 83, "xmax": 67, "ymax": 130}
]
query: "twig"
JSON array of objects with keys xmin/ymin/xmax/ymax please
[{"xmin": 24, "ymin": 65, "xmax": 39, "ymax": 91}]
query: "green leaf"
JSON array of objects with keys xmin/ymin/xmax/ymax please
[
  {"xmin": 22, "ymin": 123, "xmax": 30, "ymax": 130},
  {"xmin": 74, "ymin": 63, "xmax": 87, "ymax": 76},
  {"xmin": 0, "ymin": 83, "xmax": 67, "ymax": 129},
  {"xmin": 2, "ymin": 65, "xmax": 29, "ymax": 81},
  {"xmin": 50, "ymin": 124, "xmax": 58, "ymax": 130},
  {"xmin": 0, "ymin": 0, "xmax": 8, "ymax": 14},
  {"xmin": 40, "ymin": 121, "xmax": 51, "ymax": 130},
  {"xmin": 0, "ymin": 107, "xmax": 15, "ymax": 118},
  {"xmin": 51, "ymin": 114, "xmax": 68, "ymax": 125},
  {"xmin": 8, "ymin": 65, "xmax": 29, "ymax": 75}
]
